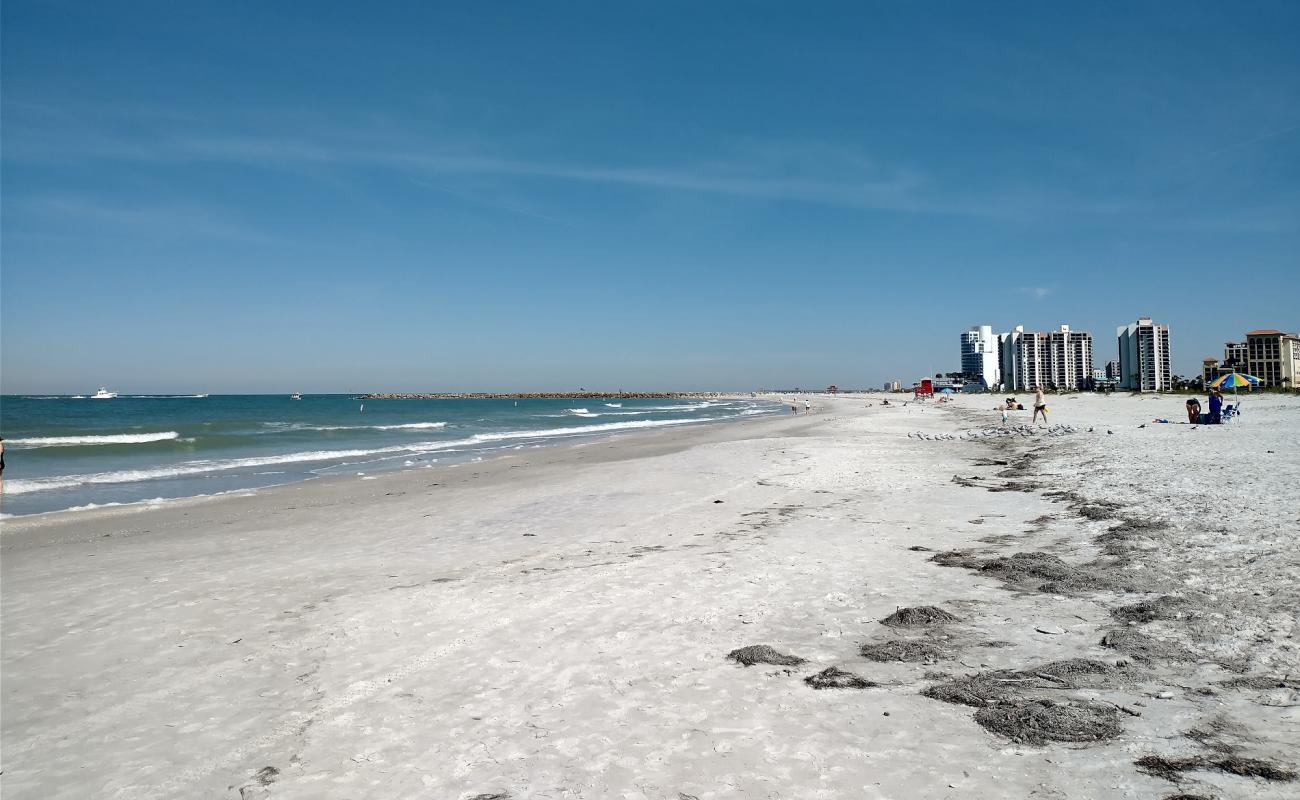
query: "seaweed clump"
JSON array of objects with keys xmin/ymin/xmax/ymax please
[
  {"xmin": 921, "ymin": 672, "xmax": 1017, "ymax": 707},
  {"xmin": 974, "ymin": 699, "xmax": 1122, "ymax": 745},
  {"xmin": 804, "ymin": 666, "xmax": 875, "ymax": 690},
  {"xmin": 1135, "ymin": 754, "xmax": 1296, "ymax": 782},
  {"xmin": 1111, "ymin": 596, "xmax": 1187, "ymax": 624},
  {"xmin": 860, "ymin": 639, "xmax": 946, "ymax": 663},
  {"xmin": 880, "ymin": 606, "xmax": 960, "ymax": 627},
  {"xmin": 726, "ymin": 645, "xmax": 806, "ymax": 667},
  {"xmin": 1100, "ymin": 628, "xmax": 1194, "ymax": 662}
]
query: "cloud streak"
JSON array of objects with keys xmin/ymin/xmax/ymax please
[{"xmin": 0, "ymin": 115, "xmax": 1044, "ymax": 221}]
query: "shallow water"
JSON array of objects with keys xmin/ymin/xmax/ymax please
[{"xmin": 0, "ymin": 394, "xmax": 780, "ymax": 516}]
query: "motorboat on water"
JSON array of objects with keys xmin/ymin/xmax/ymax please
[
  {"xmin": 290, "ymin": 392, "xmax": 302, "ymax": 400},
  {"xmin": 91, "ymin": 387, "xmax": 118, "ymax": 399}
]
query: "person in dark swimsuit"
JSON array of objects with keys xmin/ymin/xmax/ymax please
[{"xmin": 1186, "ymin": 397, "xmax": 1202, "ymax": 423}]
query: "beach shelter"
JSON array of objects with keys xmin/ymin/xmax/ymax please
[{"xmin": 1208, "ymin": 372, "xmax": 1260, "ymax": 413}]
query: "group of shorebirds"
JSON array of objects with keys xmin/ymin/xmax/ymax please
[{"xmin": 907, "ymin": 424, "xmax": 1082, "ymax": 441}]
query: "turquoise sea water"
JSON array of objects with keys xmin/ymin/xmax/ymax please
[{"xmin": 0, "ymin": 394, "xmax": 780, "ymax": 517}]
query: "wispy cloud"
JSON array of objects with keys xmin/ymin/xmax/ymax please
[
  {"xmin": 9, "ymin": 108, "xmax": 1292, "ymax": 229},
  {"xmin": 0, "ymin": 113, "xmax": 1041, "ymax": 221},
  {"xmin": 167, "ymin": 135, "xmax": 951, "ymax": 216},
  {"xmin": 1017, "ymin": 286, "xmax": 1052, "ymax": 301},
  {"xmin": 13, "ymin": 194, "xmax": 278, "ymax": 246},
  {"xmin": 406, "ymin": 177, "xmax": 578, "ymax": 229}
]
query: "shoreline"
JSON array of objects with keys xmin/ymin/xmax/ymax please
[
  {"xmin": 0, "ymin": 402, "xmax": 811, "ymax": 545},
  {"xmin": 3, "ymin": 393, "xmax": 1295, "ymax": 799},
  {"xmin": 0, "ymin": 396, "xmax": 792, "ymax": 524}
]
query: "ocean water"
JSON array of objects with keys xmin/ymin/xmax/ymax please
[{"xmin": 0, "ymin": 394, "xmax": 780, "ymax": 517}]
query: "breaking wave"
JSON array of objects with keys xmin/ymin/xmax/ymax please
[{"xmin": 9, "ymin": 432, "xmax": 181, "ymax": 448}]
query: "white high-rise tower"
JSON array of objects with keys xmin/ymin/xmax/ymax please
[
  {"xmin": 959, "ymin": 325, "xmax": 1001, "ymax": 389},
  {"xmin": 1117, "ymin": 317, "xmax": 1172, "ymax": 392}
]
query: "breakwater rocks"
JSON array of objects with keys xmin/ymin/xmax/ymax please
[{"xmin": 357, "ymin": 392, "xmax": 712, "ymax": 400}]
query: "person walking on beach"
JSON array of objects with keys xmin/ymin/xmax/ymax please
[
  {"xmin": 804, "ymin": 399, "xmax": 811, "ymax": 414},
  {"xmin": 1032, "ymin": 386, "xmax": 1048, "ymax": 425}
]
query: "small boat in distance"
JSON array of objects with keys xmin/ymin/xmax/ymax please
[
  {"xmin": 91, "ymin": 387, "xmax": 118, "ymax": 399},
  {"xmin": 290, "ymin": 393, "xmax": 302, "ymax": 400}
]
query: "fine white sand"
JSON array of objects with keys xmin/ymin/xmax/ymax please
[{"xmin": 2, "ymin": 393, "xmax": 1297, "ymax": 799}]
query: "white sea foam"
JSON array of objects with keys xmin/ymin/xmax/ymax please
[
  {"xmin": 6, "ymin": 417, "xmax": 715, "ymax": 495},
  {"xmin": 537, "ymin": 409, "xmax": 657, "ymax": 418},
  {"xmin": 260, "ymin": 421, "xmax": 447, "ymax": 432},
  {"xmin": 565, "ymin": 408, "xmax": 589, "ymax": 414},
  {"xmin": 605, "ymin": 403, "xmax": 622, "ymax": 408},
  {"xmin": 3, "ymin": 447, "xmax": 404, "ymax": 495},
  {"xmin": 9, "ymin": 431, "xmax": 181, "ymax": 448},
  {"xmin": 371, "ymin": 422, "xmax": 447, "ymax": 430},
  {"xmin": 62, "ymin": 497, "xmax": 171, "ymax": 513},
  {"xmin": 638, "ymin": 402, "xmax": 717, "ymax": 412},
  {"xmin": 465, "ymin": 417, "xmax": 709, "ymax": 443}
]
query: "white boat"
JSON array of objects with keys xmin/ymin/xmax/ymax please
[
  {"xmin": 91, "ymin": 387, "xmax": 118, "ymax": 399},
  {"xmin": 290, "ymin": 393, "xmax": 302, "ymax": 400}
]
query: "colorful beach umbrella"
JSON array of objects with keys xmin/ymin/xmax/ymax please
[
  {"xmin": 1209, "ymin": 371, "xmax": 1260, "ymax": 415},
  {"xmin": 1209, "ymin": 372, "xmax": 1259, "ymax": 389}
]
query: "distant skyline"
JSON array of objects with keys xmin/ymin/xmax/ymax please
[{"xmin": 3, "ymin": 2, "xmax": 1298, "ymax": 393}]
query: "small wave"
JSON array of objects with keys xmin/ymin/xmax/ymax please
[
  {"xmin": 638, "ymin": 402, "xmax": 716, "ymax": 412},
  {"xmin": 604, "ymin": 403, "xmax": 622, "ymax": 408},
  {"xmin": 62, "ymin": 497, "xmax": 171, "ymax": 514},
  {"xmin": 9, "ymin": 431, "xmax": 181, "ymax": 448},
  {"xmin": 466, "ymin": 417, "xmax": 710, "ymax": 444},
  {"xmin": 565, "ymin": 408, "xmax": 589, "ymax": 414},
  {"xmin": 3, "ymin": 446, "xmax": 407, "ymax": 495},
  {"xmin": 537, "ymin": 409, "xmax": 657, "ymax": 418},
  {"xmin": 371, "ymin": 422, "xmax": 447, "ymax": 430},
  {"xmin": 259, "ymin": 421, "xmax": 447, "ymax": 432}
]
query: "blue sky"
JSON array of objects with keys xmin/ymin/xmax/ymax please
[{"xmin": 2, "ymin": 1, "xmax": 1297, "ymax": 392}]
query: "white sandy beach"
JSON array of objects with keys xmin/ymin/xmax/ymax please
[{"xmin": 2, "ymin": 393, "xmax": 1298, "ymax": 799}]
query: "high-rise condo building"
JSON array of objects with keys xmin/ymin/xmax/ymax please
[
  {"xmin": 959, "ymin": 325, "xmax": 1001, "ymax": 389},
  {"xmin": 1048, "ymin": 324, "xmax": 1094, "ymax": 390},
  {"xmin": 1116, "ymin": 317, "xmax": 1172, "ymax": 392},
  {"xmin": 998, "ymin": 324, "xmax": 1094, "ymax": 391}
]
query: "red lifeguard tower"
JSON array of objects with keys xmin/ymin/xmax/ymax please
[{"xmin": 914, "ymin": 379, "xmax": 934, "ymax": 398}]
